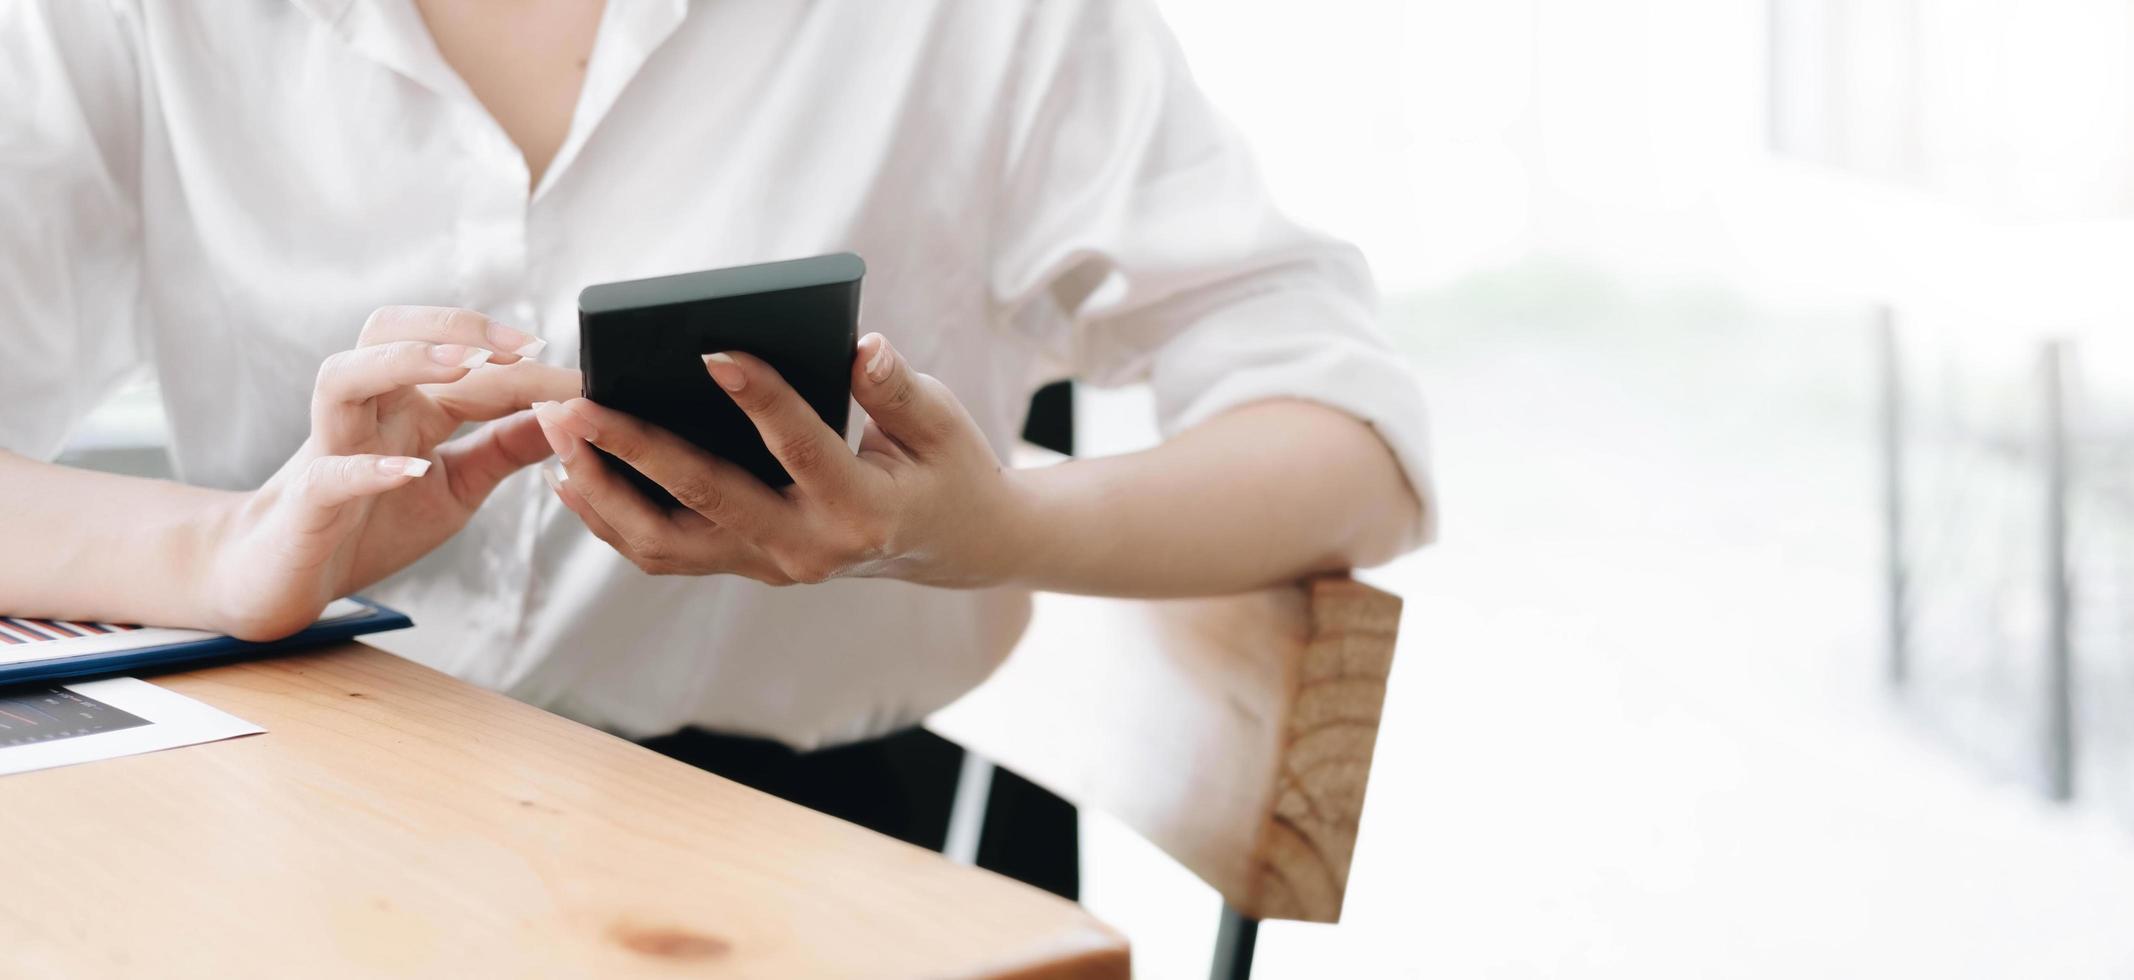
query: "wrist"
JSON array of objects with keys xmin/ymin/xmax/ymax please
[
  {"xmin": 989, "ymin": 463, "xmax": 1063, "ymax": 591},
  {"xmin": 182, "ymin": 486, "xmax": 251, "ymax": 632}
]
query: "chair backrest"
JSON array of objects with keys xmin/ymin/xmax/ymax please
[{"xmin": 928, "ymin": 574, "xmax": 1402, "ymax": 922}]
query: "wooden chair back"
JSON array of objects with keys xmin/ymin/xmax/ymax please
[{"xmin": 928, "ymin": 574, "xmax": 1402, "ymax": 922}]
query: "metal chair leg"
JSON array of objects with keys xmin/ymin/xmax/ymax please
[
  {"xmin": 1210, "ymin": 904, "xmax": 1259, "ymax": 980},
  {"xmin": 942, "ymin": 751, "xmax": 995, "ymax": 866}
]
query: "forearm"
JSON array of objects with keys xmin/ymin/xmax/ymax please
[
  {"xmin": 1001, "ymin": 399, "xmax": 1423, "ymax": 597},
  {"xmin": 0, "ymin": 450, "xmax": 237, "ymax": 627}
]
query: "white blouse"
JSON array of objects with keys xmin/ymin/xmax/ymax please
[{"xmin": 1, "ymin": 0, "xmax": 1432, "ymax": 747}]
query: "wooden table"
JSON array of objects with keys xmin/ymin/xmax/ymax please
[{"xmin": 0, "ymin": 643, "xmax": 1127, "ymax": 979}]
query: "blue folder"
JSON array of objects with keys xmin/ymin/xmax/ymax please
[{"xmin": 0, "ymin": 597, "xmax": 411, "ymax": 687}]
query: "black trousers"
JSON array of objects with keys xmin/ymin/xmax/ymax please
[{"xmin": 639, "ymin": 725, "xmax": 1080, "ymax": 901}]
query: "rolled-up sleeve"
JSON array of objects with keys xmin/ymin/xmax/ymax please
[
  {"xmin": 0, "ymin": 0, "xmax": 146, "ymax": 459},
  {"xmin": 989, "ymin": 0, "xmax": 1434, "ymax": 543}
]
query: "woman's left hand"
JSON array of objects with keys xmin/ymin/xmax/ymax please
[{"xmin": 533, "ymin": 333, "xmax": 1030, "ymax": 587}]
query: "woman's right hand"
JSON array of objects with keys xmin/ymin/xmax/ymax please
[{"xmin": 201, "ymin": 306, "xmax": 580, "ymax": 639}]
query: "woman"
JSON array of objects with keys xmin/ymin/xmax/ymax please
[{"xmin": 2, "ymin": 0, "xmax": 1430, "ymax": 759}]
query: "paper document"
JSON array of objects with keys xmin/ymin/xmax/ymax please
[
  {"xmin": 0, "ymin": 677, "xmax": 263, "ymax": 776},
  {"xmin": 0, "ymin": 598, "xmax": 369, "ymax": 666}
]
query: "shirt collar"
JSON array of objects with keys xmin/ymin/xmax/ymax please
[
  {"xmin": 285, "ymin": 0, "xmax": 692, "ymax": 200},
  {"xmin": 538, "ymin": 0, "xmax": 691, "ymax": 200},
  {"xmin": 285, "ymin": 0, "xmax": 469, "ymax": 99}
]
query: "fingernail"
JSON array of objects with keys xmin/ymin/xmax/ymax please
[
  {"xmin": 537, "ymin": 401, "xmax": 597, "ymax": 439},
  {"xmin": 486, "ymin": 320, "xmax": 546, "ymax": 359},
  {"xmin": 431, "ymin": 344, "xmax": 493, "ymax": 368},
  {"xmin": 540, "ymin": 462, "xmax": 568, "ymax": 492},
  {"xmin": 533, "ymin": 401, "xmax": 589, "ymax": 461},
  {"xmin": 861, "ymin": 334, "xmax": 892, "ymax": 383},
  {"xmin": 703, "ymin": 353, "xmax": 746, "ymax": 392},
  {"xmin": 379, "ymin": 456, "xmax": 431, "ymax": 477}
]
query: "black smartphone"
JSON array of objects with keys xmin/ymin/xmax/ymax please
[{"xmin": 577, "ymin": 252, "xmax": 863, "ymax": 505}]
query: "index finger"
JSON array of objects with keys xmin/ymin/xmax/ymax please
[
  {"xmin": 424, "ymin": 361, "xmax": 583, "ymax": 422},
  {"xmin": 536, "ymin": 398, "xmax": 789, "ymax": 539},
  {"xmin": 357, "ymin": 306, "xmax": 548, "ymax": 364},
  {"xmin": 701, "ymin": 351, "xmax": 865, "ymax": 499}
]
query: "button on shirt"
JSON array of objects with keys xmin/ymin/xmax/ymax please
[{"xmin": 1, "ymin": 0, "xmax": 1434, "ymax": 747}]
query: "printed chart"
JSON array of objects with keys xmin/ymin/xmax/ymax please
[{"xmin": 0, "ymin": 686, "xmax": 152, "ymax": 748}]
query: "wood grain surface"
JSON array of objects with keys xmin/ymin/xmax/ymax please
[
  {"xmin": 0, "ymin": 643, "xmax": 1126, "ymax": 979},
  {"xmin": 931, "ymin": 575, "xmax": 1402, "ymax": 923}
]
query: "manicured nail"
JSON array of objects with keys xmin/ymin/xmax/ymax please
[
  {"xmin": 485, "ymin": 320, "xmax": 546, "ymax": 359},
  {"xmin": 431, "ymin": 344, "xmax": 493, "ymax": 368},
  {"xmin": 533, "ymin": 399, "xmax": 596, "ymax": 437},
  {"xmin": 703, "ymin": 353, "xmax": 746, "ymax": 392},
  {"xmin": 533, "ymin": 400, "xmax": 589, "ymax": 462},
  {"xmin": 861, "ymin": 333, "xmax": 892, "ymax": 383},
  {"xmin": 540, "ymin": 462, "xmax": 567, "ymax": 493},
  {"xmin": 379, "ymin": 456, "xmax": 430, "ymax": 477}
]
